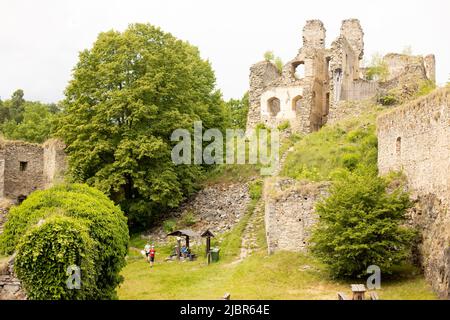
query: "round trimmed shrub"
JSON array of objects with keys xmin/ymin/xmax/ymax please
[
  {"xmin": 0, "ymin": 183, "xmax": 129, "ymax": 299},
  {"xmin": 15, "ymin": 215, "xmax": 96, "ymax": 299}
]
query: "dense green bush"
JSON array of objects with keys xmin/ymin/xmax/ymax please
[
  {"xmin": 225, "ymin": 92, "xmax": 249, "ymax": 129},
  {"xmin": 0, "ymin": 89, "xmax": 60, "ymax": 143},
  {"xmin": 0, "ymin": 184, "xmax": 129, "ymax": 299},
  {"xmin": 377, "ymin": 92, "xmax": 398, "ymax": 106},
  {"xmin": 162, "ymin": 219, "xmax": 177, "ymax": 233},
  {"xmin": 310, "ymin": 168, "xmax": 416, "ymax": 278},
  {"xmin": 277, "ymin": 121, "xmax": 290, "ymax": 131},
  {"xmin": 15, "ymin": 216, "xmax": 97, "ymax": 299},
  {"xmin": 249, "ymin": 179, "xmax": 263, "ymax": 200},
  {"xmin": 179, "ymin": 211, "xmax": 197, "ymax": 227}
]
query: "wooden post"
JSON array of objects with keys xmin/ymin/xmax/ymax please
[
  {"xmin": 205, "ymin": 236, "xmax": 211, "ymax": 257},
  {"xmin": 186, "ymin": 236, "xmax": 190, "ymax": 249},
  {"xmin": 176, "ymin": 237, "xmax": 181, "ymax": 260}
]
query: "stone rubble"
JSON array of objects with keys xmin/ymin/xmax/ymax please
[
  {"xmin": 143, "ymin": 182, "xmax": 251, "ymax": 244},
  {"xmin": 0, "ymin": 255, "xmax": 26, "ymax": 300}
]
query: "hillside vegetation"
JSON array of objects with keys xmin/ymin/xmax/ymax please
[
  {"xmin": 281, "ymin": 106, "xmax": 382, "ymax": 181},
  {"xmin": 119, "ymin": 193, "xmax": 435, "ymax": 300},
  {"xmin": 118, "ymin": 100, "xmax": 436, "ymax": 299}
]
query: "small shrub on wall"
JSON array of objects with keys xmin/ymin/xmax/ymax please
[{"xmin": 0, "ymin": 183, "xmax": 129, "ymax": 300}]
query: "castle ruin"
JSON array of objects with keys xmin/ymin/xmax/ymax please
[
  {"xmin": 0, "ymin": 139, "xmax": 66, "ymax": 202},
  {"xmin": 378, "ymin": 87, "xmax": 450, "ymax": 298},
  {"xmin": 247, "ymin": 19, "xmax": 436, "ymax": 133},
  {"xmin": 260, "ymin": 19, "xmax": 448, "ymax": 298}
]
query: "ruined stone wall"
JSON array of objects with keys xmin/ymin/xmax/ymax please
[
  {"xmin": 43, "ymin": 139, "xmax": 67, "ymax": 188},
  {"xmin": 377, "ymin": 87, "xmax": 450, "ymax": 298},
  {"xmin": 264, "ymin": 178, "xmax": 329, "ymax": 254},
  {"xmin": 247, "ymin": 18, "xmax": 435, "ymax": 135},
  {"xmin": 0, "ymin": 139, "xmax": 66, "ymax": 201},
  {"xmin": 340, "ymin": 19, "xmax": 364, "ymax": 62},
  {"xmin": 302, "ymin": 20, "xmax": 326, "ymax": 49},
  {"xmin": 424, "ymin": 54, "xmax": 436, "ymax": 83},
  {"xmin": 247, "ymin": 61, "xmax": 281, "ymax": 133},
  {"xmin": 383, "ymin": 53, "xmax": 435, "ymax": 83},
  {"xmin": 328, "ymin": 33, "xmax": 365, "ymax": 114},
  {"xmin": 0, "ymin": 141, "xmax": 44, "ymax": 200}
]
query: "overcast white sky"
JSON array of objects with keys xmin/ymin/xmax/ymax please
[{"xmin": 0, "ymin": 0, "xmax": 449, "ymax": 103}]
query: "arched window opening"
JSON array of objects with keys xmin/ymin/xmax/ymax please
[
  {"xmin": 292, "ymin": 95, "xmax": 303, "ymax": 112},
  {"xmin": 396, "ymin": 137, "xmax": 401, "ymax": 156},
  {"xmin": 333, "ymin": 68, "xmax": 343, "ymax": 102},
  {"xmin": 326, "ymin": 57, "xmax": 331, "ymax": 73},
  {"xmin": 267, "ymin": 97, "xmax": 280, "ymax": 117},
  {"xmin": 293, "ymin": 61, "xmax": 305, "ymax": 80}
]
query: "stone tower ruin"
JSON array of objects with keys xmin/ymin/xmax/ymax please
[
  {"xmin": 0, "ymin": 139, "xmax": 66, "ymax": 202},
  {"xmin": 246, "ymin": 19, "xmax": 436, "ymax": 134}
]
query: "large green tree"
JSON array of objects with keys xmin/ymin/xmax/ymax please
[
  {"xmin": 9, "ymin": 89, "xmax": 25, "ymax": 123},
  {"xmin": 310, "ymin": 168, "xmax": 416, "ymax": 278},
  {"xmin": 57, "ymin": 23, "xmax": 227, "ymax": 228},
  {"xmin": 225, "ymin": 92, "xmax": 249, "ymax": 129}
]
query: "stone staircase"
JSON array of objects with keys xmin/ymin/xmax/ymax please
[{"xmin": 232, "ymin": 201, "xmax": 265, "ymax": 264}]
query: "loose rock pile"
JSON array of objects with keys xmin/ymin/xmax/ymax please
[
  {"xmin": 0, "ymin": 255, "xmax": 26, "ymax": 300},
  {"xmin": 143, "ymin": 182, "xmax": 251, "ymax": 244}
]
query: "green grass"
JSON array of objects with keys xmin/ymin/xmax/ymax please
[
  {"xmin": 118, "ymin": 248, "xmax": 436, "ymax": 300},
  {"xmin": 281, "ymin": 107, "xmax": 381, "ymax": 181},
  {"xmin": 202, "ymin": 164, "xmax": 259, "ymax": 186},
  {"xmin": 119, "ymin": 196, "xmax": 436, "ymax": 300}
]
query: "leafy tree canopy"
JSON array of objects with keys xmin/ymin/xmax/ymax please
[
  {"xmin": 56, "ymin": 23, "xmax": 228, "ymax": 229},
  {"xmin": 225, "ymin": 92, "xmax": 249, "ymax": 129},
  {"xmin": 0, "ymin": 89, "xmax": 60, "ymax": 143}
]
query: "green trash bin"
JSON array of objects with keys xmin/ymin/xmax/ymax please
[{"xmin": 209, "ymin": 248, "xmax": 220, "ymax": 263}]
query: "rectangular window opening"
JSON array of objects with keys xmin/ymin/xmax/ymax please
[{"xmin": 19, "ymin": 161, "xmax": 28, "ymax": 172}]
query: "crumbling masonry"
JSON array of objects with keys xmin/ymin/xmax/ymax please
[
  {"xmin": 260, "ymin": 19, "xmax": 447, "ymax": 299},
  {"xmin": 0, "ymin": 139, "xmax": 66, "ymax": 202},
  {"xmin": 378, "ymin": 87, "xmax": 450, "ymax": 299},
  {"xmin": 247, "ymin": 19, "xmax": 435, "ymax": 133}
]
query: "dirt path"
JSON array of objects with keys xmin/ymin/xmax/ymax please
[{"xmin": 231, "ymin": 201, "xmax": 264, "ymax": 265}]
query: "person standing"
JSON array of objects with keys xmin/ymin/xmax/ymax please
[
  {"xmin": 144, "ymin": 242, "xmax": 151, "ymax": 262},
  {"xmin": 149, "ymin": 245, "xmax": 156, "ymax": 268}
]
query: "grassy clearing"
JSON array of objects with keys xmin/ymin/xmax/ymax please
[
  {"xmin": 118, "ymin": 248, "xmax": 436, "ymax": 300},
  {"xmin": 119, "ymin": 196, "xmax": 436, "ymax": 300}
]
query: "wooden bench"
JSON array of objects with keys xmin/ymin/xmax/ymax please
[{"xmin": 337, "ymin": 292, "xmax": 349, "ymax": 300}]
